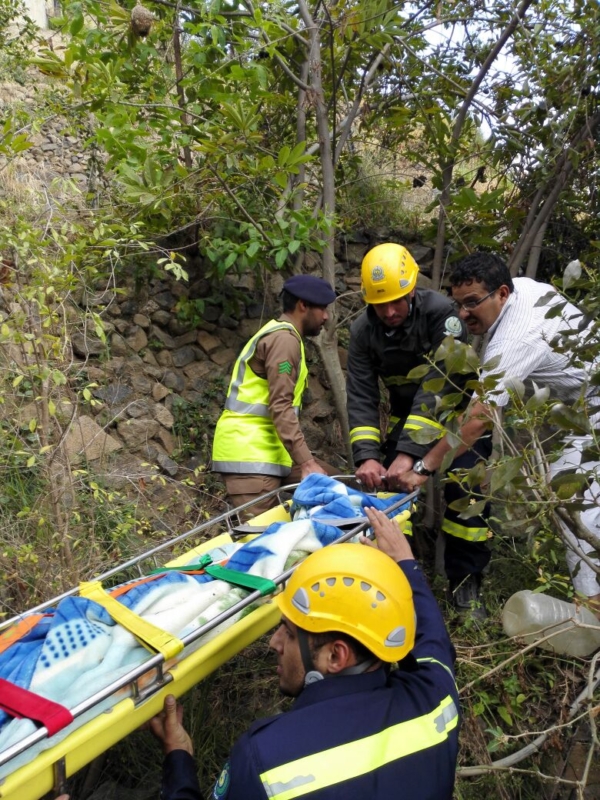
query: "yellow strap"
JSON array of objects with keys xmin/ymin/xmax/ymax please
[
  {"xmin": 260, "ymin": 695, "xmax": 458, "ymax": 800},
  {"xmin": 441, "ymin": 519, "xmax": 490, "ymax": 542},
  {"xmin": 79, "ymin": 581, "xmax": 184, "ymax": 661}
]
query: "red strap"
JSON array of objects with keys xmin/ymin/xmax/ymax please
[{"xmin": 0, "ymin": 678, "xmax": 74, "ymax": 736}]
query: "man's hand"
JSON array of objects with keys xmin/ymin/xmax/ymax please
[
  {"xmin": 300, "ymin": 458, "xmax": 327, "ymax": 479},
  {"xmin": 396, "ymin": 470, "xmax": 429, "ymax": 493},
  {"xmin": 384, "ymin": 453, "xmax": 414, "ymax": 491},
  {"xmin": 355, "ymin": 458, "xmax": 387, "ymax": 491},
  {"xmin": 149, "ymin": 695, "xmax": 194, "ymax": 756},
  {"xmin": 361, "ymin": 506, "xmax": 414, "ymax": 562}
]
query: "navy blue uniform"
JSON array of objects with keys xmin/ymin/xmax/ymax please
[{"xmin": 161, "ymin": 559, "xmax": 459, "ymax": 800}]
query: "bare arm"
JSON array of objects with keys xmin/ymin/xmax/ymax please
[{"xmin": 396, "ymin": 400, "xmax": 493, "ymax": 491}]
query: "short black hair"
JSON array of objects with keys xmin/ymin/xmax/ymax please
[
  {"xmin": 309, "ymin": 629, "xmax": 373, "ymax": 664},
  {"xmin": 282, "ymin": 289, "xmax": 300, "ymax": 313},
  {"xmin": 450, "ymin": 252, "xmax": 514, "ymax": 293}
]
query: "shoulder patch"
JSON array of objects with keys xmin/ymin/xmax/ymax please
[
  {"xmin": 213, "ymin": 760, "xmax": 231, "ymax": 799},
  {"xmin": 444, "ymin": 316, "xmax": 462, "ymax": 337},
  {"xmin": 278, "ymin": 360, "xmax": 292, "ymax": 375}
]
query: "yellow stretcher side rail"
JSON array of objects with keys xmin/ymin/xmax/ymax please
[{"xmin": 0, "ymin": 532, "xmax": 281, "ymax": 800}]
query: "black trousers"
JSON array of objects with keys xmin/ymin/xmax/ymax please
[{"xmin": 383, "ymin": 436, "xmax": 493, "ymax": 582}]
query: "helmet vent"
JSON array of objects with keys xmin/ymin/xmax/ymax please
[
  {"xmin": 385, "ymin": 626, "xmax": 406, "ymax": 647},
  {"xmin": 376, "ymin": 591, "xmax": 385, "ymax": 601},
  {"xmin": 360, "ymin": 581, "xmax": 372, "ymax": 592},
  {"xmin": 325, "ymin": 578, "xmax": 336, "ymax": 586},
  {"xmin": 291, "ymin": 587, "xmax": 310, "ymax": 616},
  {"xmin": 343, "ymin": 577, "xmax": 354, "ymax": 586},
  {"xmin": 311, "ymin": 582, "xmax": 320, "ymax": 592}
]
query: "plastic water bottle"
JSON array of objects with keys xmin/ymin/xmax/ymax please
[{"xmin": 502, "ymin": 590, "xmax": 600, "ymax": 658}]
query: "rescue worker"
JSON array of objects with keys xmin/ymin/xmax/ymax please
[
  {"xmin": 347, "ymin": 242, "xmax": 492, "ymax": 617},
  {"xmin": 151, "ymin": 505, "xmax": 460, "ymax": 800},
  {"xmin": 397, "ymin": 252, "xmax": 600, "ymax": 612},
  {"xmin": 212, "ymin": 275, "xmax": 337, "ymax": 518}
]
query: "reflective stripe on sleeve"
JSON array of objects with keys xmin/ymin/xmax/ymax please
[
  {"xmin": 349, "ymin": 426, "xmax": 381, "ymax": 445},
  {"xmin": 259, "ymin": 694, "xmax": 458, "ymax": 800},
  {"xmin": 403, "ymin": 414, "xmax": 445, "ymax": 438},
  {"xmin": 441, "ymin": 519, "xmax": 490, "ymax": 542}
]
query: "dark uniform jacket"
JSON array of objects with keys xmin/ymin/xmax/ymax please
[
  {"xmin": 347, "ymin": 288, "xmax": 468, "ymax": 465},
  {"xmin": 161, "ymin": 559, "xmax": 460, "ymax": 800}
]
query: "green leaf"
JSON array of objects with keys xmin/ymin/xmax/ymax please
[
  {"xmin": 423, "ymin": 377, "xmax": 446, "ymax": 393},
  {"xmin": 490, "ymin": 457, "xmax": 524, "ymax": 495}
]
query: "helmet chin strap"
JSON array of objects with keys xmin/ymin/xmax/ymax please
[{"xmin": 297, "ymin": 629, "xmax": 378, "ymax": 688}]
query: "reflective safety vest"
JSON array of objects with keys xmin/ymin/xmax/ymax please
[{"xmin": 212, "ymin": 319, "xmax": 308, "ymax": 477}]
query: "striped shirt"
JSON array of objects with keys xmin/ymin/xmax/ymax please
[{"xmin": 481, "ymin": 277, "xmax": 597, "ymax": 407}]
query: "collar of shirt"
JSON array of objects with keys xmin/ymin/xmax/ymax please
[
  {"xmin": 486, "ymin": 288, "xmax": 515, "ymax": 341},
  {"xmin": 292, "ymin": 665, "xmax": 388, "ymax": 711}
]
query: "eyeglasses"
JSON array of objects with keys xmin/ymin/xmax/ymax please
[{"xmin": 452, "ymin": 290, "xmax": 496, "ymax": 313}]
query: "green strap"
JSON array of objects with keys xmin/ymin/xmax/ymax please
[
  {"xmin": 203, "ymin": 564, "xmax": 277, "ymax": 596},
  {"xmin": 151, "ymin": 554, "xmax": 277, "ymax": 597}
]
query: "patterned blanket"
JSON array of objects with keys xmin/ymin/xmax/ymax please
[{"xmin": 0, "ymin": 476, "xmax": 408, "ymax": 774}]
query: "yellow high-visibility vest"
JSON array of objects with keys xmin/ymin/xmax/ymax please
[{"xmin": 212, "ymin": 320, "xmax": 308, "ymax": 477}]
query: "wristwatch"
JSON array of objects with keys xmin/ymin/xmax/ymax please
[{"xmin": 412, "ymin": 459, "xmax": 435, "ymax": 477}]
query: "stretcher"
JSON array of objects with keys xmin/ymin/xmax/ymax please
[{"xmin": 0, "ymin": 477, "xmax": 414, "ymax": 800}]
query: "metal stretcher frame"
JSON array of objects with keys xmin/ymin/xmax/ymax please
[{"xmin": 0, "ymin": 480, "xmax": 416, "ymax": 800}]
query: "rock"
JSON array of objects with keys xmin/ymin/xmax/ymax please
[
  {"xmin": 71, "ymin": 331, "xmax": 105, "ymax": 357},
  {"xmin": 152, "ymin": 383, "xmax": 170, "ymax": 402},
  {"xmin": 126, "ymin": 325, "xmax": 148, "ymax": 352},
  {"xmin": 197, "ymin": 331, "xmax": 220, "ymax": 354},
  {"xmin": 307, "ymin": 375, "xmax": 325, "ymax": 400},
  {"xmin": 210, "ymin": 348, "xmax": 236, "ymax": 367},
  {"xmin": 110, "ymin": 333, "xmax": 130, "ymax": 357},
  {"xmin": 237, "ymin": 319, "xmax": 263, "ymax": 339},
  {"xmin": 410, "ymin": 244, "xmax": 434, "ymax": 264},
  {"xmin": 203, "ymin": 305, "xmax": 220, "ymax": 322},
  {"xmin": 153, "ymin": 291, "xmax": 177, "ymax": 310},
  {"xmin": 93, "ymin": 385, "xmax": 133, "ymax": 406},
  {"xmin": 306, "ymin": 398, "xmax": 334, "ymax": 421},
  {"xmin": 218, "ymin": 314, "xmax": 239, "ymax": 330},
  {"xmin": 156, "ymin": 452, "xmax": 179, "ymax": 477},
  {"xmin": 149, "ymin": 325, "xmax": 176, "ymax": 349},
  {"xmin": 343, "ymin": 243, "xmax": 369, "ymax": 265},
  {"xmin": 246, "ymin": 303, "xmax": 266, "ymax": 319},
  {"xmin": 64, "ymin": 415, "xmax": 123, "ymax": 462},
  {"xmin": 117, "ymin": 417, "xmax": 160, "ymax": 448},
  {"xmin": 126, "ymin": 399, "xmax": 154, "ymax": 418},
  {"xmin": 156, "ymin": 350, "xmax": 173, "ymax": 367},
  {"xmin": 133, "ymin": 313, "xmax": 151, "ymax": 328},
  {"xmin": 142, "ymin": 350, "xmax": 159, "ymax": 367},
  {"xmin": 129, "ymin": 372, "xmax": 153, "ymax": 394},
  {"xmin": 155, "ymin": 426, "xmax": 175, "ymax": 454},
  {"xmin": 153, "ymin": 404, "xmax": 174, "ymax": 428},
  {"xmin": 171, "ymin": 346, "xmax": 196, "ymax": 367},
  {"xmin": 113, "ymin": 319, "xmax": 130, "ymax": 334},
  {"xmin": 183, "ymin": 361, "xmax": 215, "ymax": 381},
  {"xmin": 151, "ymin": 310, "xmax": 171, "ymax": 326},
  {"xmin": 163, "ymin": 371, "xmax": 185, "ymax": 392}
]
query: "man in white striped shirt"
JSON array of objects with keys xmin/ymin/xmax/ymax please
[{"xmin": 396, "ymin": 252, "xmax": 600, "ymax": 614}]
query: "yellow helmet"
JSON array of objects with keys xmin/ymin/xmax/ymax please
[
  {"xmin": 276, "ymin": 543, "xmax": 416, "ymax": 662},
  {"xmin": 361, "ymin": 243, "xmax": 419, "ymax": 304}
]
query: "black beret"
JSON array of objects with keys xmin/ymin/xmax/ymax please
[{"xmin": 283, "ymin": 275, "xmax": 336, "ymax": 305}]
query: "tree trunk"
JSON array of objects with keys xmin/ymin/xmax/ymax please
[
  {"xmin": 509, "ymin": 109, "xmax": 600, "ymax": 276},
  {"xmin": 431, "ymin": 0, "xmax": 535, "ymax": 288},
  {"xmin": 298, "ymin": 0, "xmax": 351, "ymax": 462}
]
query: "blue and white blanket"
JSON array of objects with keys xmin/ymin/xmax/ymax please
[{"xmin": 0, "ymin": 476, "xmax": 408, "ymax": 773}]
